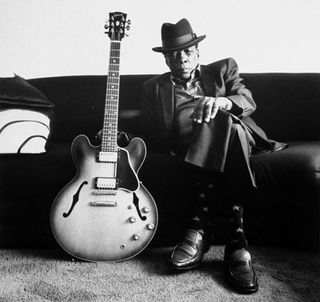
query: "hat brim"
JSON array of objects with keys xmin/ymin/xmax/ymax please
[{"xmin": 152, "ymin": 35, "xmax": 206, "ymax": 53}]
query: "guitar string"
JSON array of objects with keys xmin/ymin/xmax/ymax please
[
  {"xmin": 102, "ymin": 41, "xmax": 121, "ymax": 153},
  {"xmin": 98, "ymin": 41, "xmax": 121, "ymax": 193}
]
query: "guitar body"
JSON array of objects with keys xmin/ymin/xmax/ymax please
[{"xmin": 50, "ymin": 135, "xmax": 158, "ymax": 262}]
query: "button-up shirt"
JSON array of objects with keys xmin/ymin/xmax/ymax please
[{"xmin": 172, "ymin": 67, "xmax": 205, "ymax": 156}]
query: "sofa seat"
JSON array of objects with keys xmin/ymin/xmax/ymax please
[
  {"xmin": 244, "ymin": 141, "xmax": 320, "ymax": 249},
  {"xmin": 0, "ymin": 143, "xmax": 75, "ymax": 247},
  {"xmin": 252, "ymin": 141, "xmax": 320, "ymax": 189},
  {"xmin": 0, "ymin": 143, "xmax": 74, "ymax": 198}
]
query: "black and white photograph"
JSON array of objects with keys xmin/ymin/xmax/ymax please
[{"xmin": 0, "ymin": 0, "xmax": 319, "ymax": 301}]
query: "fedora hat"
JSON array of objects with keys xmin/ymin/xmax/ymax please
[{"xmin": 152, "ymin": 18, "xmax": 206, "ymax": 53}]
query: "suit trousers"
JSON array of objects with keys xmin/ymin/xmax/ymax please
[{"xmin": 185, "ymin": 110, "xmax": 257, "ymax": 194}]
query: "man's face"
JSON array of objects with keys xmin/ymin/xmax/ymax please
[{"xmin": 164, "ymin": 45, "xmax": 199, "ymax": 80}]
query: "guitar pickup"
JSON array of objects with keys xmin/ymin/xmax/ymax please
[
  {"xmin": 95, "ymin": 177, "xmax": 118, "ymax": 189},
  {"xmin": 92, "ymin": 190, "xmax": 117, "ymax": 196},
  {"xmin": 98, "ymin": 151, "xmax": 118, "ymax": 162}
]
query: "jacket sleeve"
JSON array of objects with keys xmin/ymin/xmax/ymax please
[{"xmin": 223, "ymin": 58, "xmax": 256, "ymax": 118}]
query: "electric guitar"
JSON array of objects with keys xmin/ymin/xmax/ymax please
[{"xmin": 50, "ymin": 12, "xmax": 158, "ymax": 262}]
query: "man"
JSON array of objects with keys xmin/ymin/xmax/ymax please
[{"xmin": 140, "ymin": 18, "xmax": 284, "ymax": 294}]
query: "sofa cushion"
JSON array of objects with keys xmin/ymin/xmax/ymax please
[
  {"xmin": 251, "ymin": 141, "xmax": 320, "ymax": 189},
  {"xmin": 0, "ymin": 109, "xmax": 51, "ymax": 154},
  {"xmin": 0, "ymin": 75, "xmax": 53, "ymax": 110},
  {"xmin": 0, "ymin": 143, "xmax": 75, "ymax": 200},
  {"xmin": 0, "ymin": 142, "xmax": 76, "ymax": 247},
  {"xmin": 0, "ymin": 75, "xmax": 55, "ymax": 153}
]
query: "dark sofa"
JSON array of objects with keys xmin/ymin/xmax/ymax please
[{"xmin": 0, "ymin": 73, "xmax": 319, "ymax": 250}]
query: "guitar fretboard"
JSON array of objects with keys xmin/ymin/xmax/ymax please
[{"xmin": 101, "ymin": 41, "xmax": 121, "ymax": 153}]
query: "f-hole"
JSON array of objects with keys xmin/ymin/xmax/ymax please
[
  {"xmin": 133, "ymin": 192, "xmax": 147, "ymax": 221},
  {"xmin": 63, "ymin": 181, "xmax": 88, "ymax": 218}
]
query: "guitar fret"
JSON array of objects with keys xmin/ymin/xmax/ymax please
[
  {"xmin": 101, "ymin": 40, "xmax": 121, "ymax": 153},
  {"xmin": 110, "ymin": 50, "xmax": 120, "ymax": 56}
]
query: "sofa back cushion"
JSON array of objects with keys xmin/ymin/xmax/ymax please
[
  {"xmin": 0, "ymin": 75, "xmax": 53, "ymax": 111},
  {"xmin": 243, "ymin": 73, "xmax": 320, "ymax": 142},
  {"xmin": 28, "ymin": 73, "xmax": 320, "ymax": 143}
]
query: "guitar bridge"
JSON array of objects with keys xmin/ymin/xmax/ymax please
[
  {"xmin": 92, "ymin": 190, "xmax": 117, "ymax": 196},
  {"xmin": 90, "ymin": 201, "xmax": 118, "ymax": 207}
]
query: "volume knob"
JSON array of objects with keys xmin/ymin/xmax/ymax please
[
  {"xmin": 128, "ymin": 216, "xmax": 136, "ymax": 223},
  {"xmin": 142, "ymin": 206, "xmax": 150, "ymax": 213},
  {"xmin": 147, "ymin": 223, "xmax": 155, "ymax": 230},
  {"xmin": 132, "ymin": 234, "xmax": 141, "ymax": 240}
]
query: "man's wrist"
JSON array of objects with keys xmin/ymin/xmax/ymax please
[
  {"xmin": 225, "ymin": 98, "xmax": 233, "ymax": 110},
  {"xmin": 218, "ymin": 97, "xmax": 233, "ymax": 111}
]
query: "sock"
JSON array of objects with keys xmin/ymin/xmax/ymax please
[
  {"xmin": 189, "ymin": 181, "xmax": 213, "ymax": 236},
  {"xmin": 226, "ymin": 203, "xmax": 248, "ymax": 254}
]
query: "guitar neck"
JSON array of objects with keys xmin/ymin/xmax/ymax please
[{"xmin": 101, "ymin": 41, "xmax": 121, "ymax": 153}]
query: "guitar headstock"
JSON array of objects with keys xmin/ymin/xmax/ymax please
[{"xmin": 104, "ymin": 12, "xmax": 130, "ymax": 41}]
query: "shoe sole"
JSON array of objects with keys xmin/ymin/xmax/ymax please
[{"xmin": 168, "ymin": 259, "xmax": 202, "ymax": 271}]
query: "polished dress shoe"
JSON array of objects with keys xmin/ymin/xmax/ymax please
[
  {"xmin": 224, "ymin": 248, "xmax": 258, "ymax": 294},
  {"xmin": 169, "ymin": 229, "xmax": 210, "ymax": 270}
]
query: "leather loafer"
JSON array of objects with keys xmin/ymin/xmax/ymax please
[
  {"xmin": 224, "ymin": 248, "xmax": 258, "ymax": 294},
  {"xmin": 169, "ymin": 229, "xmax": 210, "ymax": 270}
]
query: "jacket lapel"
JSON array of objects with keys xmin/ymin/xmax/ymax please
[{"xmin": 157, "ymin": 66, "xmax": 220, "ymax": 133}]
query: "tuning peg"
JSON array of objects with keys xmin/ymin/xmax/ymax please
[
  {"xmin": 104, "ymin": 23, "xmax": 109, "ymax": 30},
  {"xmin": 126, "ymin": 25, "xmax": 130, "ymax": 31},
  {"xmin": 126, "ymin": 19, "xmax": 131, "ymax": 25}
]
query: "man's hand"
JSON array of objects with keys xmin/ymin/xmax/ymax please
[{"xmin": 192, "ymin": 96, "xmax": 233, "ymax": 123}]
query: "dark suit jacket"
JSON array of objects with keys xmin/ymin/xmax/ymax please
[{"xmin": 140, "ymin": 57, "xmax": 276, "ymax": 154}]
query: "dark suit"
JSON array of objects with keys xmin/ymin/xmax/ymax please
[
  {"xmin": 141, "ymin": 57, "xmax": 276, "ymax": 156},
  {"xmin": 140, "ymin": 57, "xmax": 288, "ymax": 198}
]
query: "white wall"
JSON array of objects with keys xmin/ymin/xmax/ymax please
[{"xmin": 0, "ymin": 0, "xmax": 319, "ymax": 79}]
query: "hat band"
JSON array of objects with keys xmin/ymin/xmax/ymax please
[{"xmin": 162, "ymin": 32, "xmax": 195, "ymax": 50}]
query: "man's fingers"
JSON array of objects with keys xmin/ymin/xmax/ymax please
[
  {"xmin": 210, "ymin": 104, "xmax": 219, "ymax": 120},
  {"xmin": 192, "ymin": 97, "xmax": 220, "ymax": 123},
  {"xmin": 204, "ymin": 100, "xmax": 213, "ymax": 122}
]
